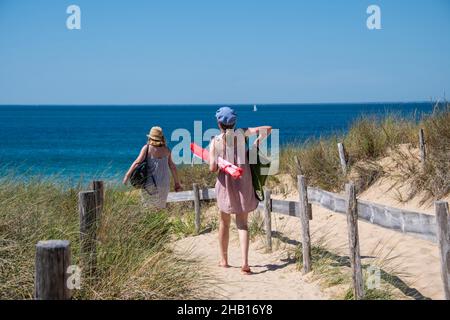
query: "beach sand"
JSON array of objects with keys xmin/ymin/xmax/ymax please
[{"xmin": 175, "ymin": 223, "xmax": 328, "ymax": 300}]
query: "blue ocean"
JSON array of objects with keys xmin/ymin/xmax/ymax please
[{"xmin": 0, "ymin": 103, "xmax": 434, "ymax": 183}]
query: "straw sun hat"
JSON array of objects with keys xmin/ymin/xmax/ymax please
[{"xmin": 147, "ymin": 126, "xmax": 166, "ymax": 147}]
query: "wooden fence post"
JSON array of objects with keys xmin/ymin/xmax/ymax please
[
  {"xmin": 419, "ymin": 129, "xmax": 426, "ymax": 166},
  {"xmin": 79, "ymin": 191, "xmax": 97, "ymax": 276},
  {"xmin": 35, "ymin": 240, "xmax": 72, "ymax": 300},
  {"xmin": 193, "ymin": 183, "xmax": 201, "ymax": 234},
  {"xmin": 435, "ymin": 201, "xmax": 450, "ymax": 300},
  {"xmin": 307, "ymin": 203, "xmax": 313, "ymax": 220},
  {"xmin": 263, "ymin": 188, "xmax": 272, "ymax": 252},
  {"xmin": 90, "ymin": 180, "xmax": 104, "ymax": 220},
  {"xmin": 345, "ymin": 182, "xmax": 364, "ymax": 300},
  {"xmin": 338, "ymin": 143, "xmax": 348, "ymax": 175},
  {"xmin": 298, "ymin": 175, "xmax": 312, "ymax": 274}
]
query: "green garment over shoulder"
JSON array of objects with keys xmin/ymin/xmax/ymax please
[{"xmin": 246, "ymin": 138, "xmax": 271, "ymax": 201}]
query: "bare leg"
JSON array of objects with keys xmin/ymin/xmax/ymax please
[
  {"xmin": 235, "ymin": 212, "xmax": 250, "ymax": 270},
  {"xmin": 218, "ymin": 211, "xmax": 231, "ymax": 267}
]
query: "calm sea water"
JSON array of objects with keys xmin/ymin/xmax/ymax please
[{"xmin": 0, "ymin": 103, "xmax": 433, "ymax": 182}]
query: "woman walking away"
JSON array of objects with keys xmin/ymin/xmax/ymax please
[
  {"xmin": 123, "ymin": 126, "xmax": 182, "ymax": 209},
  {"xmin": 209, "ymin": 107, "xmax": 272, "ymax": 275}
]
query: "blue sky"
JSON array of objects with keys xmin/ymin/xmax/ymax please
[{"xmin": 0, "ymin": 0, "xmax": 449, "ymax": 104}]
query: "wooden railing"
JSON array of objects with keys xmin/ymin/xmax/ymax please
[{"xmin": 168, "ymin": 184, "xmax": 440, "ymax": 242}]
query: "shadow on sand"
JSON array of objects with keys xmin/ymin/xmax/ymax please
[{"xmin": 256, "ymin": 231, "xmax": 432, "ymax": 300}]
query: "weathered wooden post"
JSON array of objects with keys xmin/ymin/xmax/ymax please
[
  {"xmin": 193, "ymin": 183, "xmax": 201, "ymax": 234},
  {"xmin": 35, "ymin": 240, "xmax": 72, "ymax": 300},
  {"xmin": 79, "ymin": 190, "xmax": 98, "ymax": 276},
  {"xmin": 298, "ymin": 175, "xmax": 312, "ymax": 274},
  {"xmin": 90, "ymin": 180, "xmax": 104, "ymax": 220},
  {"xmin": 419, "ymin": 129, "xmax": 426, "ymax": 166},
  {"xmin": 338, "ymin": 143, "xmax": 348, "ymax": 175},
  {"xmin": 307, "ymin": 203, "xmax": 313, "ymax": 221},
  {"xmin": 435, "ymin": 201, "xmax": 450, "ymax": 300},
  {"xmin": 345, "ymin": 182, "xmax": 364, "ymax": 300},
  {"xmin": 263, "ymin": 188, "xmax": 272, "ymax": 252}
]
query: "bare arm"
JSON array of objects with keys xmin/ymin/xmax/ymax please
[
  {"xmin": 245, "ymin": 126, "xmax": 272, "ymax": 147},
  {"xmin": 209, "ymin": 138, "xmax": 218, "ymax": 172},
  {"xmin": 123, "ymin": 145, "xmax": 147, "ymax": 185},
  {"xmin": 168, "ymin": 150, "xmax": 182, "ymax": 192}
]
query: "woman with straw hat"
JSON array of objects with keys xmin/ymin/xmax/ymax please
[{"xmin": 123, "ymin": 126, "xmax": 182, "ymax": 208}]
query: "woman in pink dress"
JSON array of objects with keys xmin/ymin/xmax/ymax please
[{"xmin": 209, "ymin": 107, "xmax": 271, "ymax": 275}]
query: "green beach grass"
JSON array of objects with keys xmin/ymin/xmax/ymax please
[
  {"xmin": 276, "ymin": 103, "xmax": 449, "ymax": 199},
  {"xmin": 0, "ymin": 180, "xmax": 214, "ymax": 299}
]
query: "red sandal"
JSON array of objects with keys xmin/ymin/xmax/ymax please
[{"xmin": 241, "ymin": 266, "xmax": 252, "ymax": 275}]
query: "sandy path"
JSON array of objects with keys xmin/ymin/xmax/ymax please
[{"xmin": 175, "ymin": 230, "xmax": 328, "ymax": 300}]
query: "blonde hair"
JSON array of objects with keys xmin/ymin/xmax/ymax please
[{"xmin": 148, "ymin": 136, "xmax": 166, "ymax": 147}]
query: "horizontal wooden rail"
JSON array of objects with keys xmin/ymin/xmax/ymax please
[
  {"xmin": 166, "ymin": 186, "xmax": 440, "ymax": 243},
  {"xmin": 307, "ymin": 187, "xmax": 438, "ymax": 243},
  {"xmin": 167, "ymin": 188, "xmax": 216, "ymax": 203}
]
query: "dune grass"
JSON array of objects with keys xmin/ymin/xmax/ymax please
[
  {"xmin": 391, "ymin": 106, "xmax": 450, "ymax": 203},
  {"xmin": 293, "ymin": 234, "xmax": 415, "ymax": 300},
  {"xmin": 278, "ymin": 114, "xmax": 418, "ymax": 192},
  {"xmin": 0, "ymin": 178, "xmax": 212, "ymax": 300},
  {"xmin": 279, "ymin": 104, "xmax": 449, "ymax": 200},
  {"xmin": 248, "ymin": 211, "xmax": 265, "ymax": 241},
  {"xmin": 170, "ymin": 201, "xmax": 218, "ymax": 237},
  {"xmin": 176, "ymin": 164, "xmax": 216, "ymax": 190}
]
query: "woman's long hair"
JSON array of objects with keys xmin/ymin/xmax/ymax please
[
  {"xmin": 148, "ymin": 136, "xmax": 166, "ymax": 147},
  {"xmin": 218, "ymin": 122, "xmax": 246, "ymax": 165}
]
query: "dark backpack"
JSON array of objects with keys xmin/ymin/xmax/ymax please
[
  {"xmin": 246, "ymin": 138, "xmax": 271, "ymax": 201},
  {"xmin": 130, "ymin": 144, "xmax": 149, "ymax": 189}
]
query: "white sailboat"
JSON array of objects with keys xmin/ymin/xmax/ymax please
[{"xmin": 253, "ymin": 104, "xmax": 258, "ymax": 112}]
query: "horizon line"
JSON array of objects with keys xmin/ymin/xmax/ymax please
[{"xmin": 0, "ymin": 100, "xmax": 440, "ymax": 107}]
